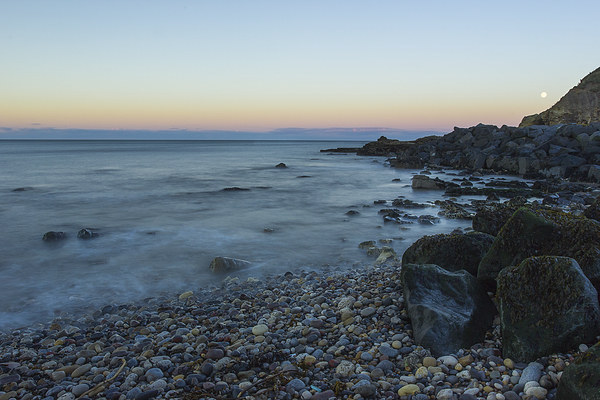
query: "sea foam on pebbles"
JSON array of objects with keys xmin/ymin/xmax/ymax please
[{"xmin": 0, "ymin": 265, "xmax": 579, "ymax": 399}]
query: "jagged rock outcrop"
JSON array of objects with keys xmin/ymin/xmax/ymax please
[{"xmin": 520, "ymin": 67, "xmax": 600, "ymax": 127}]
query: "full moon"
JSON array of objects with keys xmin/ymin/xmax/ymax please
[{"xmin": 540, "ymin": 91, "xmax": 548, "ymax": 98}]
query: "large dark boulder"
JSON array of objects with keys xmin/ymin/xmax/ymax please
[
  {"xmin": 557, "ymin": 342, "xmax": 600, "ymax": 400},
  {"xmin": 497, "ymin": 256, "xmax": 600, "ymax": 362},
  {"xmin": 402, "ymin": 232, "xmax": 494, "ymax": 276},
  {"xmin": 477, "ymin": 207, "xmax": 600, "ymax": 288},
  {"xmin": 401, "ymin": 264, "xmax": 496, "ymax": 357},
  {"xmin": 42, "ymin": 231, "xmax": 67, "ymax": 241}
]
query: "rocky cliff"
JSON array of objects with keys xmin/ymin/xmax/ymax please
[{"xmin": 520, "ymin": 67, "xmax": 600, "ymax": 127}]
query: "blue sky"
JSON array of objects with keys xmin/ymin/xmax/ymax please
[{"xmin": 1, "ymin": 1, "xmax": 599, "ymax": 139}]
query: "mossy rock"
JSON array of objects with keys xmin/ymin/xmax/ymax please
[
  {"xmin": 401, "ymin": 263, "xmax": 496, "ymax": 357},
  {"xmin": 477, "ymin": 207, "xmax": 600, "ymax": 289},
  {"xmin": 557, "ymin": 342, "xmax": 600, "ymax": 400},
  {"xmin": 402, "ymin": 232, "xmax": 494, "ymax": 276},
  {"xmin": 497, "ymin": 256, "xmax": 600, "ymax": 362},
  {"xmin": 471, "ymin": 197, "xmax": 528, "ymax": 236}
]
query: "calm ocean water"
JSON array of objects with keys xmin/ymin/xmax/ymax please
[{"xmin": 0, "ymin": 140, "xmax": 469, "ymax": 329}]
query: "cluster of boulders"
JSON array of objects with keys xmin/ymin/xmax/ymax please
[
  {"xmin": 356, "ymin": 122, "xmax": 600, "ymax": 182},
  {"xmin": 399, "ymin": 196, "xmax": 600, "ymax": 398},
  {"xmin": 42, "ymin": 228, "xmax": 99, "ymax": 241}
]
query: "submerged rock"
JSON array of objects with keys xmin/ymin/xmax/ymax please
[
  {"xmin": 477, "ymin": 207, "xmax": 600, "ymax": 288},
  {"xmin": 497, "ymin": 256, "xmax": 600, "ymax": 362},
  {"xmin": 402, "ymin": 232, "xmax": 494, "ymax": 276},
  {"xmin": 401, "ymin": 263, "xmax": 496, "ymax": 356},
  {"xmin": 275, "ymin": 163, "xmax": 288, "ymax": 168},
  {"xmin": 42, "ymin": 231, "xmax": 67, "ymax": 241},
  {"xmin": 77, "ymin": 228, "xmax": 99, "ymax": 240},
  {"xmin": 557, "ymin": 342, "xmax": 600, "ymax": 400},
  {"xmin": 209, "ymin": 257, "xmax": 251, "ymax": 273}
]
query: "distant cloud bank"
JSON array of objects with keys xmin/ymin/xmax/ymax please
[{"xmin": 0, "ymin": 127, "xmax": 444, "ymax": 141}]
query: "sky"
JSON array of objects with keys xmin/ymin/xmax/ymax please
[{"xmin": 1, "ymin": 1, "xmax": 599, "ymax": 139}]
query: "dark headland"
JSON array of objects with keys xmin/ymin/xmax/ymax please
[{"xmin": 2, "ymin": 69, "xmax": 600, "ymax": 400}]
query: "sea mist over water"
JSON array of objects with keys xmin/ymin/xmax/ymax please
[{"xmin": 0, "ymin": 140, "xmax": 468, "ymax": 329}]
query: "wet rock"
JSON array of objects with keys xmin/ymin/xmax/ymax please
[
  {"xmin": 42, "ymin": 231, "xmax": 67, "ymax": 241},
  {"xmin": 402, "ymin": 232, "xmax": 494, "ymax": 276},
  {"xmin": 77, "ymin": 228, "xmax": 99, "ymax": 240},
  {"xmin": 412, "ymin": 175, "xmax": 448, "ymax": 190},
  {"xmin": 497, "ymin": 256, "xmax": 600, "ymax": 362},
  {"xmin": 275, "ymin": 163, "xmax": 288, "ymax": 168},
  {"xmin": 209, "ymin": 256, "xmax": 251, "ymax": 273},
  {"xmin": 401, "ymin": 263, "xmax": 496, "ymax": 356},
  {"xmin": 221, "ymin": 187, "xmax": 250, "ymax": 191}
]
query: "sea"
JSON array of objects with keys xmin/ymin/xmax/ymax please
[{"xmin": 0, "ymin": 140, "xmax": 469, "ymax": 329}]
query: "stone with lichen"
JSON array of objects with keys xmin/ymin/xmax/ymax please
[
  {"xmin": 402, "ymin": 232, "xmax": 494, "ymax": 276},
  {"xmin": 477, "ymin": 207, "xmax": 600, "ymax": 289},
  {"xmin": 497, "ymin": 256, "xmax": 600, "ymax": 362}
]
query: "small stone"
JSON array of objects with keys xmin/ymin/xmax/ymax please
[
  {"xmin": 335, "ymin": 360, "xmax": 355, "ymax": 377},
  {"xmin": 503, "ymin": 358, "xmax": 514, "ymax": 369},
  {"xmin": 579, "ymin": 343, "xmax": 589, "ymax": 352},
  {"xmin": 423, "ymin": 356, "xmax": 437, "ymax": 367},
  {"xmin": 71, "ymin": 384, "xmax": 90, "ymax": 396},
  {"xmin": 145, "ymin": 367, "xmax": 164, "ymax": 382},
  {"xmin": 287, "ymin": 378, "xmax": 306, "ymax": 391},
  {"xmin": 438, "ymin": 355, "xmax": 458, "ymax": 368},
  {"xmin": 398, "ymin": 384, "xmax": 420, "ymax": 396},
  {"xmin": 71, "ymin": 363, "xmax": 92, "ymax": 378},
  {"xmin": 252, "ymin": 324, "xmax": 268, "ymax": 336},
  {"xmin": 519, "ymin": 362, "xmax": 543, "ymax": 384},
  {"xmin": 392, "ymin": 340, "xmax": 403, "ymax": 349},
  {"xmin": 178, "ymin": 291, "xmax": 193, "ymax": 300},
  {"xmin": 525, "ymin": 386, "xmax": 547, "ymax": 399},
  {"xmin": 437, "ymin": 388, "xmax": 454, "ymax": 400},
  {"xmin": 353, "ymin": 380, "xmax": 377, "ymax": 397},
  {"xmin": 361, "ymin": 306, "xmax": 376, "ymax": 317},
  {"xmin": 206, "ymin": 348, "xmax": 225, "ymax": 360},
  {"xmin": 458, "ymin": 355, "xmax": 474, "ymax": 366},
  {"xmin": 415, "ymin": 366, "xmax": 428, "ymax": 379}
]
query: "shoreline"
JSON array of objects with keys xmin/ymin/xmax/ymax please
[
  {"xmin": 0, "ymin": 264, "xmax": 579, "ymax": 400},
  {"xmin": 2, "ymin": 138, "xmax": 600, "ymax": 399}
]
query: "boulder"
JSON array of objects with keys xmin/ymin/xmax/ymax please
[
  {"xmin": 209, "ymin": 257, "xmax": 251, "ymax": 273},
  {"xmin": 42, "ymin": 231, "xmax": 67, "ymax": 241},
  {"xmin": 275, "ymin": 163, "xmax": 287, "ymax": 168},
  {"xmin": 402, "ymin": 232, "xmax": 494, "ymax": 276},
  {"xmin": 472, "ymin": 198, "xmax": 528, "ymax": 236},
  {"xmin": 411, "ymin": 175, "xmax": 447, "ymax": 190},
  {"xmin": 497, "ymin": 256, "xmax": 600, "ymax": 362},
  {"xmin": 401, "ymin": 264, "xmax": 496, "ymax": 357},
  {"xmin": 477, "ymin": 207, "xmax": 600, "ymax": 288},
  {"xmin": 557, "ymin": 342, "xmax": 600, "ymax": 400},
  {"xmin": 77, "ymin": 228, "xmax": 99, "ymax": 240}
]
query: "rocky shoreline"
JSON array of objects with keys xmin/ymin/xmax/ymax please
[
  {"xmin": 322, "ymin": 123, "xmax": 600, "ymax": 183},
  {"xmin": 3, "ymin": 136, "xmax": 600, "ymax": 399}
]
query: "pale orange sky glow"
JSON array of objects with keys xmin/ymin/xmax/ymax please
[{"xmin": 1, "ymin": 1, "xmax": 599, "ymax": 138}]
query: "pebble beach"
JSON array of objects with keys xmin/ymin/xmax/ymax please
[{"xmin": 0, "ymin": 263, "xmax": 578, "ymax": 400}]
